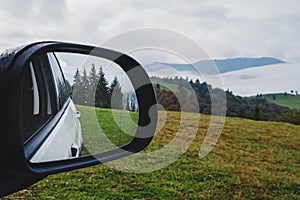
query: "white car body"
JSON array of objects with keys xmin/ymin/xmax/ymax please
[
  {"xmin": 23, "ymin": 52, "xmax": 83, "ymax": 163},
  {"xmin": 30, "ymin": 101, "xmax": 82, "ymax": 163}
]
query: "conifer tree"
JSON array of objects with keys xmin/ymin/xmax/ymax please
[
  {"xmin": 72, "ymin": 68, "xmax": 83, "ymax": 105},
  {"xmin": 88, "ymin": 63, "xmax": 98, "ymax": 106},
  {"xmin": 109, "ymin": 77, "xmax": 123, "ymax": 110},
  {"xmin": 95, "ymin": 67, "xmax": 110, "ymax": 108},
  {"xmin": 81, "ymin": 67, "xmax": 89, "ymax": 105},
  {"xmin": 125, "ymin": 95, "xmax": 130, "ymax": 111},
  {"xmin": 130, "ymin": 93, "xmax": 137, "ymax": 112}
]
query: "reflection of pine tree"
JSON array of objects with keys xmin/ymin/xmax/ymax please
[
  {"xmin": 65, "ymin": 80, "xmax": 72, "ymax": 96},
  {"xmin": 72, "ymin": 68, "xmax": 83, "ymax": 104},
  {"xmin": 125, "ymin": 95, "xmax": 130, "ymax": 110},
  {"xmin": 130, "ymin": 93, "xmax": 137, "ymax": 112},
  {"xmin": 72, "ymin": 66, "xmax": 124, "ymax": 109},
  {"xmin": 95, "ymin": 67, "xmax": 110, "ymax": 108},
  {"xmin": 81, "ymin": 68, "xmax": 89, "ymax": 105},
  {"xmin": 88, "ymin": 64, "xmax": 98, "ymax": 106},
  {"xmin": 110, "ymin": 77, "xmax": 123, "ymax": 109}
]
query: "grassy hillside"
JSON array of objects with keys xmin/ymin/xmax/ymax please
[
  {"xmin": 75, "ymin": 105, "xmax": 138, "ymax": 155},
  {"xmin": 151, "ymin": 77, "xmax": 194, "ymax": 96},
  {"xmin": 4, "ymin": 111, "xmax": 300, "ymax": 199},
  {"xmin": 261, "ymin": 93, "xmax": 300, "ymax": 109}
]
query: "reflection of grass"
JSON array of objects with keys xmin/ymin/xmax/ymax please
[
  {"xmin": 76, "ymin": 105, "xmax": 138, "ymax": 155},
  {"xmin": 6, "ymin": 112, "xmax": 300, "ymax": 199}
]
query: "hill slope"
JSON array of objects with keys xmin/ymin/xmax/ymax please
[
  {"xmin": 261, "ymin": 93, "xmax": 300, "ymax": 109},
  {"xmin": 6, "ymin": 112, "xmax": 300, "ymax": 199}
]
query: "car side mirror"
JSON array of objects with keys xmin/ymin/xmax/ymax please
[{"xmin": 0, "ymin": 41, "xmax": 157, "ymax": 197}]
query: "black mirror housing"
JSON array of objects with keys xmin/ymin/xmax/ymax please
[{"xmin": 0, "ymin": 41, "xmax": 157, "ymax": 197}]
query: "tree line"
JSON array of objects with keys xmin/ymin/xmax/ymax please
[
  {"xmin": 71, "ymin": 64, "xmax": 136, "ymax": 111},
  {"xmin": 153, "ymin": 77, "xmax": 299, "ymax": 125},
  {"xmin": 70, "ymin": 66, "xmax": 299, "ymax": 125}
]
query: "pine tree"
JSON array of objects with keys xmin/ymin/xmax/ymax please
[
  {"xmin": 65, "ymin": 80, "xmax": 72, "ymax": 97},
  {"xmin": 88, "ymin": 63, "xmax": 98, "ymax": 106},
  {"xmin": 125, "ymin": 95, "xmax": 130, "ymax": 110},
  {"xmin": 72, "ymin": 68, "xmax": 83, "ymax": 105},
  {"xmin": 254, "ymin": 105, "xmax": 261, "ymax": 120},
  {"xmin": 95, "ymin": 67, "xmax": 110, "ymax": 108},
  {"xmin": 109, "ymin": 77, "xmax": 123, "ymax": 110},
  {"xmin": 81, "ymin": 67, "xmax": 89, "ymax": 105},
  {"xmin": 155, "ymin": 83, "xmax": 161, "ymax": 94},
  {"xmin": 130, "ymin": 93, "xmax": 137, "ymax": 112}
]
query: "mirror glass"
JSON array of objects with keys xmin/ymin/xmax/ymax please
[{"xmin": 24, "ymin": 52, "xmax": 138, "ymax": 163}]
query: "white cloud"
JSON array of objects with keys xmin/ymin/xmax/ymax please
[{"xmin": 0, "ymin": 0, "xmax": 299, "ymax": 63}]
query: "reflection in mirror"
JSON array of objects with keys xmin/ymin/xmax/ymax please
[{"xmin": 28, "ymin": 52, "xmax": 138, "ymax": 163}]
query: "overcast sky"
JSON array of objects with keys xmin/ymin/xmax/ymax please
[{"xmin": 0, "ymin": 0, "xmax": 299, "ymax": 62}]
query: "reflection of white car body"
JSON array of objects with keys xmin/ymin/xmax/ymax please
[
  {"xmin": 30, "ymin": 101, "xmax": 82, "ymax": 163},
  {"xmin": 21, "ymin": 51, "xmax": 83, "ymax": 163}
]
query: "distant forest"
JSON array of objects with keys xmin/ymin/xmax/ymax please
[
  {"xmin": 70, "ymin": 64, "xmax": 137, "ymax": 112},
  {"xmin": 152, "ymin": 76, "xmax": 300, "ymax": 125}
]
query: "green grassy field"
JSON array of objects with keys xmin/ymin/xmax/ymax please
[
  {"xmin": 75, "ymin": 105, "xmax": 138, "ymax": 155},
  {"xmin": 151, "ymin": 77, "xmax": 194, "ymax": 96},
  {"xmin": 4, "ymin": 110, "xmax": 300, "ymax": 199},
  {"xmin": 261, "ymin": 93, "xmax": 300, "ymax": 109}
]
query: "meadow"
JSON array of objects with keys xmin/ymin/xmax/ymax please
[
  {"xmin": 4, "ymin": 109, "xmax": 300, "ymax": 199},
  {"xmin": 75, "ymin": 105, "xmax": 138, "ymax": 155},
  {"xmin": 262, "ymin": 93, "xmax": 300, "ymax": 109}
]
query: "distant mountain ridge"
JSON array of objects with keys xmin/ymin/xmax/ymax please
[{"xmin": 145, "ymin": 57, "xmax": 285, "ymax": 74}]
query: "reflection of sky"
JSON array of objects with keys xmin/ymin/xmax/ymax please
[
  {"xmin": 55, "ymin": 52, "xmax": 135, "ymax": 93},
  {"xmin": 55, "ymin": 52, "xmax": 87, "ymax": 83}
]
